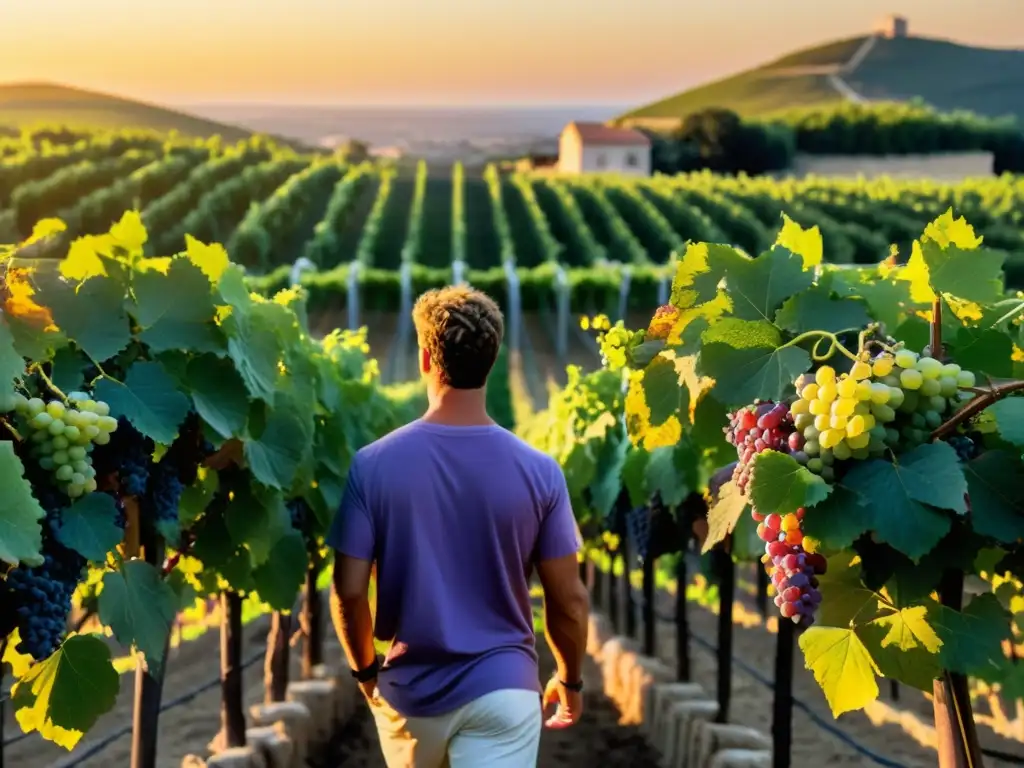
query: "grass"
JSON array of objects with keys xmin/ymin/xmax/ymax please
[
  {"xmin": 621, "ymin": 34, "xmax": 1024, "ymax": 122},
  {"xmin": 0, "ymin": 82, "xmax": 255, "ymax": 140}
]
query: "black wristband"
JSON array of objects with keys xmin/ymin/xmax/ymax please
[
  {"xmin": 559, "ymin": 678, "xmax": 583, "ymax": 693},
  {"xmin": 352, "ymin": 658, "xmax": 379, "ymax": 683}
]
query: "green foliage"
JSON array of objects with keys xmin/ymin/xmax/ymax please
[{"xmin": 0, "ymin": 212, "xmax": 419, "ymax": 749}]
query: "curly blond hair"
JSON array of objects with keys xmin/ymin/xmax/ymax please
[{"xmin": 412, "ymin": 286, "xmax": 504, "ymax": 389}]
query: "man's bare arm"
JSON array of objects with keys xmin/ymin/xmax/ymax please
[
  {"xmin": 536, "ymin": 553, "xmax": 590, "ymax": 684},
  {"xmin": 330, "ymin": 553, "xmax": 376, "ymax": 675}
]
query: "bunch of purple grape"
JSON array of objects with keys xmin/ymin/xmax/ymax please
[{"xmin": 724, "ymin": 400, "xmax": 798, "ymax": 493}]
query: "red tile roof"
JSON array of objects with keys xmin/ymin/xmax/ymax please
[{"xmin": 566, "ymin": 122, "xmax": 651, "ymax": 147}]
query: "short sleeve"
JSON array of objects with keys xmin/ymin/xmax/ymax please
[
  {"xmin": 535, "ymin": 461, "xmax": 581, "ymax": 562},
  {"xmin": 327, "ymin": 457, "xmax": 376, "ymax": 561}
]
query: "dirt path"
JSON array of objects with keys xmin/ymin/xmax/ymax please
[{"xmin": 320, "ymin": 637, "xmax": 660, "ymax": 767}]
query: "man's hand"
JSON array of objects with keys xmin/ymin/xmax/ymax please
[{"xmin": 542, "ymin": 677, "xmax": 583, "ymax": 728}]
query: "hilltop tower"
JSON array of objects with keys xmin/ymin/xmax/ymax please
[{"xmin": 875, "ymin": 14, "xmax": 909, "ymax": 38}]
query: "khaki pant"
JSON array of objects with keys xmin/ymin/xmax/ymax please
[{"xmin": 369, "ymin": 688, "xmax": 542, "ymax": 767}]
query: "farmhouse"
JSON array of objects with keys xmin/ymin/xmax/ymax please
[{"xmin": 558, "ymin": 122, "xmax": 652, "ymax": 176}]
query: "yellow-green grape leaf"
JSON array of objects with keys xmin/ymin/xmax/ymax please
[
  {"xmin": 799, "ymin": 626, "xmax": 880, "ymax": 717},
  {"xmin": 185, "ymin": 234, "xmax": 230, "ymax": 284},
  {"xmin": 642, "ymin": 354, "xmax": 686, "ymax": 427},
  {"xmin": 0, "ymin": 442, "xmax": 45, "ymax": 567},
  {"xmin": 775, "ymin": 213, "xmax": 822, "ymax": 269},
  {"xmin": 931, "ymin": 593, "xmax": 1013, "ymax": 678},
  {"xmin": 0, "ymin": 316, "xmax": 24, "ymax": 397},
  {"xmin": 801, "ymin": 484, "xmax": 873, "ymax": 554},
  {"xmin": 702, "ymin": 479, "xmax": 749, "ymax": 554},
  {"xmin": 859, "ymin": 605, "xmax": 943, "ymax": 691},
  {"xmin": 917, "ymin": 214, "xmax": 1004, "ymax": 304},
  {"xmin": 774, "ymin": 286, "xmax": 872, "ymax": 335},
  {"xmin": 750, "ymin": 450, "xmax": 831, "ymax": 517},
  {"xmin": 98, "ymin": 560, "xmax": 177, "ymax": 667},
  {"xmin": 814, "ymin": 553, "xmax": 881, "ymax": 628},
  {"xmin": 108, "ymin": 210, "xmax": 147, "ymax": 254},
  {"xmin": 40, "ymin": 275, "xmax": 131, "ymax": 362},
  {"xmin": 11, "ymin": 634, "xmax": 120, "ymax": 750},
  {"xmin": 719, "ymin": 245, "xmax": 814, "ymax": 322}
]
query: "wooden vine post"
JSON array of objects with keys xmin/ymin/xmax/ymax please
[
  {"xmin": 302, "ymin": 545, "xmax": 324, "ymax": 679},
  {"xmin": 641, "ymin": 551, "xmax": 656, "ymax": 657},
  {"xmin": 220, "ymin": 590, "xmax": 246, "ymax": 749},
  {"xmin": 713, "ymin": 538, "xmax": 735, "ymax": 724},
  {"xmin": 772, "ymin": 617, "xmax": 795, "ymax": 768},
  {"xmin": 607, "ymin": 542, "xmax": 619, "ymax": 633},
  {"xmin": 265, "ymin": 612, "xmax": 291, "ymax": 703},
  {"xmin": 929, "ymin": 297, "xmax": 985, "ymax": 768},
  {"xmin": 129, "ymin": 501, "xmax": 170, "ymax": 768},
  {"xmin": 622, "ymin": 530, "xmax": 637, "ymax": 640}
]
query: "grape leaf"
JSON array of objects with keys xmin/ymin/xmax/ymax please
[
  {"xmin": 698, "ymin": 320, "xmax": 810, "ymax": 404},
  {"xmin": 185, "ymin": 235, "xmax": 230, "ymax": 284},
  {"xmin": 56, "ymin": 493, "xmax": 123, "ymax": 563},
  {"xmin": 643, "ymin": 354, "xmax": 686, "ymax": 427},
  {"xmin": 701, "ymin": 479, "xmax": 749, "ymax": 554},
  {"xmin": 95, "ymin": 361, "xmax": 191, "ymax": 445},
  {"xmin": 691, "ymin": 392, "xmax": 734, "ymax": 469},
  {"xmin": 964, "ymin": 451, "xmax": 1024, "ymax": 543},
  {"xmin": 644, "ymin": 444, "xmax": 696, "ymax": 507},
  {"xmin": 186, "ymin": 355, "xmax": 249, "ymax": 439},
  {"xmin": 802, "ymin": 484, "xmax": 872, "ymax": 554},
  {"xmin": 589, "ymin": 436, "xmax": 629, "ymax": 519},
  {"xmin": 251, "ymin": 531, "xmax": 308, "ymax": 611},
  {"xmin": 774, "ymin": 287, "xmax": 872, "ymax": 335},
  {"xmin": 989, "ymin": 398, "xmax": 1024, "ymax": 448},
  {"xmin": 244, "ymin": 404, "xmax": 313, "ymax": 491},
  {"xmin": 42, "ymin": 275, "xmax": 131, "ymax": 362},
  {"xmin": 620, "ymin": 448, "xmax": 650, "ymax": 508},
  {"xmin": 131, "ymin": 257, "xmax": 223, "ymax": 353},
  {"xmin": 931, "ymin": 593, "xmax": 1012, "ymax": 678},
  {"xmin": 670, "ymin": 241, "xmax": 733, "ymax": 309},
  {"xmin": 11, "ymin": 634, "xmax": 120, "ymax": 750},
  {"xmin": 98, "ymin": 560, "xmax": 177, "ymax": 666},
  {"xmin": 719, "ymin": 245, "xmax": 814, "ymax": 322},
  {"xmin": 775, "ymin": 213, "xmax": 822, "ymax": 269},
  {"xmin": 223, "ymin": 303, "xmax": 285, "ymax": 403},
  {"xmin": 841, "ymin": 443, "xmax": 965, "ymax": 561},
  {"xmin": 951, "ymin": 327, "xmax": 1013, "ymax": 378},
  {"xmin": 799, "ymin": 626, "xmax": 880, "ymax": 717},
  {"xmin": 225, "ymin": 485, "xmax": 290, "ymax": 565},
  {"xmin": 918, "ymin": 238, "xmax": 1005, "ymax": 305},
  {"xmin": 814, "ymin": 554, "xmax": 880, "ymax": 628},
  {"xmin": 0, "ymin": 443, "xmax": 44, "ymax": 567},
  {"xmin": 859, "ymin": 605, "xmax": 943, "ymax": 691},
  {"xmin": 749, "ymin": 451, "xmax": 831, "ymax": 516},
  {"xmin": 0, "ymin": 316, "xmax": 24, "ymax": 396},
  {"xmin": 49, "ymin": 346, "xmax": 90, "ymax": 395}
]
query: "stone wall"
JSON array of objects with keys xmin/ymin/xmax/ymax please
[{"xmin": 778, "ymin": 151, "xmax": 994, "ymax": 181}]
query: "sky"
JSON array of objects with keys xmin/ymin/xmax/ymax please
[{"xmin": 0, "ymin": 0, "xmax": 1021, "ymax": 107}]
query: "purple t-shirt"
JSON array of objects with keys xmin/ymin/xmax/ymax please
[{"xmin": 328, "ymin": 419, "xmax": 581, "ymax": 718}]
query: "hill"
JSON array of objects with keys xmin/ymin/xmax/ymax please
[
  {"xmin": 0, "ymin": 82, "xmax": 255, "ymax": 140},
  {"xmin": 621, "ymin": 34, "xmax": 1024, "ymax": 123}
]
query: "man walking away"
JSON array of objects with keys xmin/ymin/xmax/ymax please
[{"xmin": 329, "ymin": 286, "xmax": 590, "ymax": 768}]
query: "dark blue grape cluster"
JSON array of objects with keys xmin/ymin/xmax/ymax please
[
  {"xmin": 4, "ymin": 490, "xmax": 85, "ymax": 661},
  {"xmin": 287, "ymin": 499, "xmax": 309, "ymax": 533},
  {"xmin": 145, "ymin": 459, "xmax": 185, "ymax": 527},
  {"xmin": 948, "ymin": 435, "xmax": 980, "ymax": 463},
  {"xmin": 625, "ymin": 505, "xmax": 652, "ymax": 561},
  {"xmin": 92, "ymin": 417, "xmax": 153, "ymax": 497}
]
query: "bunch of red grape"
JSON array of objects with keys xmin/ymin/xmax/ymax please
[
  {"xmin": 724, "ymin": 400, "xmax": 826, "ymax": 626},
  {"xmin": 724, "ymin": 401, "xmax": 798, "ymax": 493},
  {"xmin": 756, "ymin": 508, "xmax": 826, "ymax": 625}
]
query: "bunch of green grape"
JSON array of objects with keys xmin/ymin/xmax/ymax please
[
  {"xmin": 789, "ymin": 347, "xmax": 975, "ymax": 478},
  {"xmin": 12, "ymin": 391, "xmax": 119, "ymax": 498}
]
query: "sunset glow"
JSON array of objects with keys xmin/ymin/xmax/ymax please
[{"xmin": 0, "ymin": 0, "xmax": 1019, "ymax": 105}]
